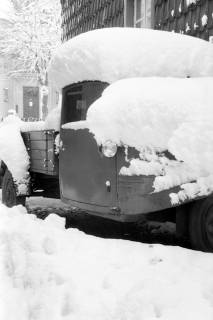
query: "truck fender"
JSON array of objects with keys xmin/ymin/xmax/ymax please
[{"xmin": 0, "ymin": 161, "xmax": 30, "ymax": 196}]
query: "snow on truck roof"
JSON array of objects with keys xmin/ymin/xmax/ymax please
[{"xmin": 49, "ymin": 28, "xmax": 213, "ymax": 89}]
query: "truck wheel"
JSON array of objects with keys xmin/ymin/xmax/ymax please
[
  {"xmin": 2, "ymin": 169, "xmax": 26, "ymax": 207},
  {"xmin": 189, "ymin": 198, "xmax": 213, "ymax": 252}
]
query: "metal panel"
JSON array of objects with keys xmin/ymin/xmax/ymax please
[
  {"xmin": 116, "ymin": 147, "xmax": 178, "ymax": 215},
  {"xmin": 60, "ymin": 81, "xmax": 117, "ymax": 209},
  {"xmin": 60, "ymin": 128, "xmax": 117, "ymax": 207}
]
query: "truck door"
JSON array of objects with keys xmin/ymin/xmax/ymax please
[{"xmin": 59, "ymin": 81, "xmax": 118, "ymax": 210}]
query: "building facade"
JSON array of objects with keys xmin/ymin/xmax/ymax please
[
  {"xmin": 60, "ymin": 0, "xmax": 213, "ymax": 42},
  {"xmin": 0, "ymin": 9, "xmax": 41, "ymax": 120},
  {"xmin": 154, "ymin": 0, "xmax": 213, "ymax": 41},
  {"xmin": 0, "ymin": 1, "xmax": 59, "ymax": 120},
  {"xmin": 61, "ymin": 0, "xmax": 155, "ymax": 41}
]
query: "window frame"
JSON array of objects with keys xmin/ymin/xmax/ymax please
[{"xmin": 133, "ymin": 0, "xmax": 152, "ymax": 28}]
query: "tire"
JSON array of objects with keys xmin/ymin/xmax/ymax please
[
  {"xmin": 189, "ymin": 197, "xmax": 213, "ymax": 252},
  {"xmin": 2, "ymin": 169, "xmax": 26, "ymax": 207}
]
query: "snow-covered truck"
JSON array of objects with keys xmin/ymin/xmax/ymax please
[{"xmin": 1, "ymin": 28, "xmax": 213, "ymax": 252}]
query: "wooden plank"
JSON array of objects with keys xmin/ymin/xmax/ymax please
[
  {"xmin": 30, "ymin": 156, "xmax": 58, "ymax": 174},
  {"xmin": 29, "ymin": 130, "xmax": 55, "ymax": 141},
  {"xmin": 30, "ymin": 149, "xmax": 46, "ymax": 160},
  {"xmin": 30, "ymin": 140, "xmax": 47, "ymax": 150},
  {"xmin": 30, "ymin": 159, "xmax": 48, "ymax": 173}
]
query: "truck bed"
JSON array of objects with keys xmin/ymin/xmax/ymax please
[{"xmin": 22, "ymin": 130, "xmax": 59, "ymax": 176}]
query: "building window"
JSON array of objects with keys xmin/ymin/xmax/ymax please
[
  {"xmin": 124, "ymin": 0, "xmax": 154, "ymax": 28},
  {"xmin": 134, "ymin": 0, "xmax": 151, "ymax": 28}
]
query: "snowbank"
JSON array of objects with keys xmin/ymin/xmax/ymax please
[
  {"xmin": 1, "ymin": 203, "xmax": 213, "ymax": 320},
  {"xmin": 49, "ymin": 28, "xmax": 213, "ymax": 89},
  {"xmin": 0, "ymin": 123, "xmax": 29, "ymax": 185}
]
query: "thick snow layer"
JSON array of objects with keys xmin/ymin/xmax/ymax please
[
  {"xmin": 44, "ymin": 107, "xmax": 61, "ymax": 131},
  {"xmin": 0, "ymin": 0, "xmax": 14, "ymax": 21},
  {"xmin": 21, "ymin": 121, "xmax": 45, "ymax": 132},
  {"xmin": 86, "ymin": 77, "xmax": 213, "ymax": 200},
  {"xmin": 86, "ymin": 77, "xmax": 212, "ymax": 151},
  {"xmin": 0, "ymin": 123, "xmax": 29, "ymax": 184},
  {"xmin": 48, "ymin": 28, "xmax": 213, "ymax": 89},
  {"xmin": 1, "ymin": 204, "xmax": 213, "ymax": 320}
]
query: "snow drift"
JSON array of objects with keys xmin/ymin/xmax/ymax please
[
  {"xmin": 0, "ymin": 122, "xmax": 30, "ymax": 187},
  {"xmin": 1, "ymin": 203, "xmax": 213, "ymax": 320},
  {"xmin": 49, "ymin": 28, "xmax": 213, "ymax": 89}
]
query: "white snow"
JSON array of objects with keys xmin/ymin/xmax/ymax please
[
  {"xmin": 0, "ymin": 0, "xmax": 14, "ymax": 21},
  {"xmin": 86, "ymin": 77, "xmax": 212, "ymax": 150},
  {"xmin": 1, "ymin": 203, "xmax": 213, "ymax": 320},
  {"xmin": 186, "ymin": 0, "xmax": 197, "ymax": 6},
  {"xmin": 44, "ymin": 106, "xmax": 61, "ymax": 131},
  {"xmin": 48, "ymin": 28, "xmax": 213, "ymax": 89},
  {"xmin": 201, "ymin": 14, "xmax": 208, "ymax": 26},
  {"xmin": 0, "ymin": 123, "xmax": 29, "ymax": 184},
  {"xmin": 81, "ymin": 77, "xmax": 213, "ymax": 201}
]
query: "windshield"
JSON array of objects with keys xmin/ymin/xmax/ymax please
[{"xmin": 61, "ymin": 81, "xmax": 108, "ymax": 125}]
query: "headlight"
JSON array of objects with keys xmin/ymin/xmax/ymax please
[{"xmin": 102, "ymin": 140, "xmax": 117, "ymax": 158}]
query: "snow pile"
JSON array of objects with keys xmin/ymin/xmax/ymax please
[
  {"xmin": 201, "ymin": 14, "xmax": 208, "ymax": 26},
  {"xmin": 0, "ymin": 123, "xmax": 29, "ymax": 186},
  {"xmin": 44, "ymin": 107, "xmax": 61, "ymax": 131},
  {"xmin": 0, "ymin": 0, "xmax": 15, "ymax": 21},
  {"xmin": 186, "ymin": 0, "xmax": 197, "ymax": 6},
  {"xmin": 1, "ymin": 204, "xmax": 213, "ymax": 320},
  {"xmin": 49, "ymin": 28, "xmax": 213, "ymax": 89},
  {"xmin": 2, "ymin": 113, "xmax": 22, "ymax": 126},
  {"xmin": 85, "ymin": 77, "xmax": 213, "ymax": 201},
  {"xmin": 87, "ymin": 77, "xmax": 212, "ymax": 153},
  {"xmin": 21, "ymin": 121, "xmax": 45, "ymax": 132},
  {"xmin": 20, "ymin": 107, "xmax": 61, "ymax": 132}
]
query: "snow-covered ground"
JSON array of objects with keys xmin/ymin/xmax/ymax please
[{"xmin": 1, "ymin": 199, "xmax": 213, "ymax": 320}]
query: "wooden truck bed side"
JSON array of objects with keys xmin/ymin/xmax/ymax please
[{"xmin": 22, "ymin": 130, "xmax": 59, "ymax": 176}]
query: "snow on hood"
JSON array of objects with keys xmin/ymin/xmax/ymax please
[
  {"xmin": 48, "ymin": 28, "xmax": 213, "ymax": 89},
  {"xmin": 1, "ymin": 204, "xmax": 213, "ymax": 320},
  {"xmin": 86, "ymin": 77, "xmax": 212, "ymax": 155},
  {"xmin": 83, "ymin": 77, "xmax": 213, "ymax": 202}
]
